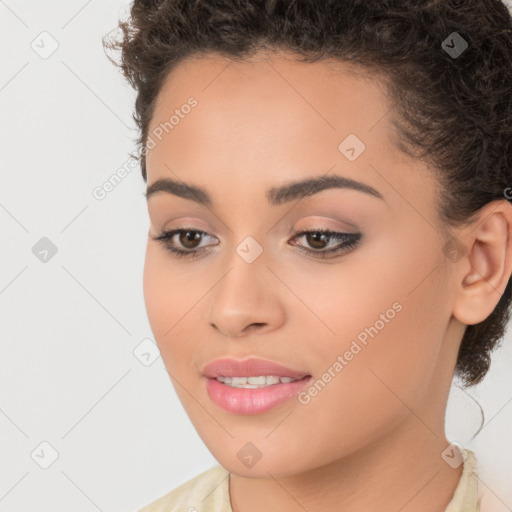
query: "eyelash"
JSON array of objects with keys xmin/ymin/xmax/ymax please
[{"xmin": 152, "ymin": 228, "xmax": 362, "ymax": 260}]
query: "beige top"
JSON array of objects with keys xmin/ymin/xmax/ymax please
[{"xmin": 139, "ymin": 446, "xmax": 484, "ymax": 512}]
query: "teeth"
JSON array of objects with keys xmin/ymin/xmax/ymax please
[
  {"xmin": 247, "ymin": 376, "xmax": 266, "ymax": 385},
  {"xmin": 216, "ymin": 375, "xmax": 298, "ymax": 388}
]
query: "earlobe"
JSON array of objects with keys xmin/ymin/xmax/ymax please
[{"xmin": 452, "ymin": 200, "xmax": 512, "ymax": 326}]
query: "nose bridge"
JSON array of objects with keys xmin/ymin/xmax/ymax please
[
  {"xmin": 206, "ymin": 233, "xmax": 285, "ymax": 336},
  {"xmin": 218, "ymin": 234, "xmax": 267, "ymax": 301}
]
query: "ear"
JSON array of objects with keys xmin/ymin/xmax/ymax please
[{"xmin": 452, "ymin": 199, "xmax": 512, "ymax": 326}]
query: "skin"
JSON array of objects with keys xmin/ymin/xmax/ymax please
[{"xmin": 142, "ymin": 49, "xmax": 512, "ymax": 512}]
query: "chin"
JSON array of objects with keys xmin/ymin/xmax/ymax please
[{"xmin": 206, "ymin": 439, "xmax": 321, "ymax": 479}]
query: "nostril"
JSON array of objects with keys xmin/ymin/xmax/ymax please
[
  {"xmin": 250, "ymin": 323, "xmax": 265, "ymax": 327},
  {"xmin": 245, "ymin": 322, "xmax": 266, "ymax": 333}
]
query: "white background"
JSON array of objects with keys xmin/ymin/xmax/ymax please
[{"xmin": 1, "ymin": 1, "xmax": 511, "ymax": 511}]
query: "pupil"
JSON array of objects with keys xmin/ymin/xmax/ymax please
[
  {"xmin": 308, "ymin": 231, "xmax": 327, "ymax": 249},
  {"xmin": 182, "ymin": 231, "xmax": 200, "ymax": 247}
]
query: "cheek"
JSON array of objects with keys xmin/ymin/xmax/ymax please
[
  {"xmin": 142, "ymin": 244, "xmax": 205, "ymax": 375},
  {"xmin": 143, "ymin": 245, "xmax": 196, "ymax": 336},
  {"xmin": 274, "ymin": 299, "xmax": 446, "ymax": 473},
  {"xmin": 143, "ymin": 245, "xmax": 188, "ymax": 356},
  {"xmin": 294, "ymin": 240, "xmax": 448, "ymax": 421},
  {"xmin": 310, "ymin": 273, "xmax": 448, "ymax": 438},
  {"xmin": 143, "ymin": 245, "xmax": 170, "ymax": 337}
]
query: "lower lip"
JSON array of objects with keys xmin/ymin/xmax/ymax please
[{"xmin": 205, "ymin": 376, "xmax": 311, "ymax": 415}]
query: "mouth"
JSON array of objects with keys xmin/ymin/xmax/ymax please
[
  {"xmin": 202, "ymin": 356, "xmax": 309, "ymax": 380},
  {"xmin": 202, "ymin": 357, "xmax": 312, "ymax": 415},
  {"xmin": 214, "ymin": 375, "xmax": 303, "ymax": 388}
]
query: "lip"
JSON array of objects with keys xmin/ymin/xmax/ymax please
[
  {"xmin": 202, "ymin": 358, "xmax": 311, "ymax": 415},
  {"xmin": 202, "ymin": 357, "xmax": 309, "ymax": 379}
]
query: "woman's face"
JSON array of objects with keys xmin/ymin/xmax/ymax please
[{"xmin": 143, "ymin": 51, "xmax": 465, "ymax": 477}]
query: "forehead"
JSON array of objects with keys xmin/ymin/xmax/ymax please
[
  {"xmin": 144, "ymin": 50, "xmax": 432, "ymax": 211},
  {"xmin": 147, "ymin": 50, "xmax": 395, "ymax": 162}
]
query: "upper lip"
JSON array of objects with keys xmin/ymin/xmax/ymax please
[{"xmin": 202, "ymin": 357, "xmax": 310, "ymax": 379}]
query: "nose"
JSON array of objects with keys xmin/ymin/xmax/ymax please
[{"xmin": 206, "ymin": 255, "xmax": 286, "ymax": 338}]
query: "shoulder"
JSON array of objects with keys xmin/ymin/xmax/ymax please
[
  {"xmin": 448, "ymin": 445, "xmax": 509, "ymax": 512},
  {"xmin": 137, "ymin": 465, "xmax": 231, "ymax": 512},
  {"xmin": 445, "ymin": 446, "xmax": 479, "ymax": 512},
  {"xmin": 473, "ymin": 451, "xmax": 511, "ymax": 512}
]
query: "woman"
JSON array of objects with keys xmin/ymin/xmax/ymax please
[{"xmin": 103, "ymin": 1, "xmax": 512, "ymax": 510}]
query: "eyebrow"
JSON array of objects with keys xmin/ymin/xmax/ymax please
[{"xmin": 144, "ymin": 174, "xmax": 384, "ymax": 206}]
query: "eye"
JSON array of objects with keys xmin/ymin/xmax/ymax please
[
  {"xmin": 152, "ymin": 228, "xmax": 218, "ymax": 259},
  {"xmin": 289, "ymin": 229, "xmax": 362, "ymax": 259},
  {"xmin": 151, "ymin": 228, "xmax": 362, "ymax": 260}
]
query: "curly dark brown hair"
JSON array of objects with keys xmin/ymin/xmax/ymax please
[{"xmin": 103, "ymin": 0, "xmax": 512, "ymax": 387}]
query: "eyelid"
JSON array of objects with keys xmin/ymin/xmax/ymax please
[
  {"xmin": 153, "ymin": 225, "xmax": 362, "ymax": 261},
  {"xmin": 161, "ymin": 219, "xmax": 212, "ymax": 233},
  {"xmin": 154, "ymin": 220, "xmax": 358, "ymax": 245},
  {"xmin": 293, "ymin": 216, "xmax": 358, "ymax": 234}
]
